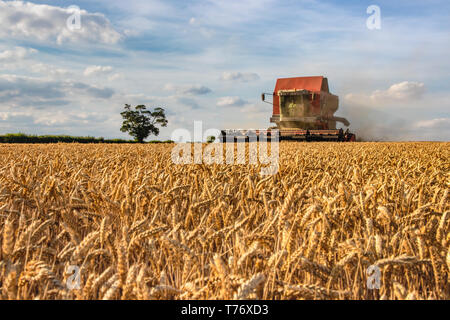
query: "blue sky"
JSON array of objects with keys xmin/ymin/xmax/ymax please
[{"xmin": 0, "ymin": 0, "xmax": 449, "ymax": 140}]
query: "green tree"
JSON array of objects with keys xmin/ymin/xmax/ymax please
[{"xmin": 120, "ymin": 104, "xmax": 168, "ymax": 143}]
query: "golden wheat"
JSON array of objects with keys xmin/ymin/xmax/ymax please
[{"xmin": 0, "ymin": 142, "xmax": 448, "ymax": 300}]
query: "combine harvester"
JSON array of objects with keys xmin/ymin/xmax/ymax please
[{"xmin": 220, "ymin": 76, "xmax": 356, "ymax": 142}]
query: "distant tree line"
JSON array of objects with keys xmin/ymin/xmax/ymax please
[
  {"xmin": 0, "ymin": 104, "xmax": 170, "ymax": 144},
  {"xmin": 0, "ymin": 133, "xmax": 174, "ymax": 144}
]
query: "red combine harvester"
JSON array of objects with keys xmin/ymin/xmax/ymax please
[{"xmin": 220, "ymin": 76, "xmax": 356, "ymax": 142}]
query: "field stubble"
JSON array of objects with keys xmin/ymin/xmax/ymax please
[{"xmin": 0, "ymin": 142, "xmax": 448, "ymax": 300}]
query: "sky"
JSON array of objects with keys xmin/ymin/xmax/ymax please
[{"xmin": 0, "ymin": 0, "xmax": 449, "ymax": 141}]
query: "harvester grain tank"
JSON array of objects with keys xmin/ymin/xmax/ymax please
[{"xmin": 220, "ymin": 76, "xmax": 356, "ymax": 142}]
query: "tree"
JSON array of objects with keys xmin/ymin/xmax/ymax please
[{"xmin": 120, "ymin": 104, "xmax": 168, "ymax": 143}]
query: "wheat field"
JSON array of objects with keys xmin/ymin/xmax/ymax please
[{"xmin": 0, "ymin": 142, "xmax": 448, "ymax": 300}]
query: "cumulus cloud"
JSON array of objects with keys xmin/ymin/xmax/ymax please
[
  {"xmin": 176, "ymin": 97, "xmax": 200, "ymax": 109},
  {"xmin": 217, "ymin": 96, "xmax": 247, "ymax": 107},
  {"xmin": 410, "ymin": 118, "xmax": 450, "ymax": 141},
  {"xmin": 0, "ymin": 74, "xmax": 115, "ymax": 108},
  {"xmin": 84, "ymin": 65, "xmax": 114, "ymax": 77},
  {"xmin": 345, "ymin": 81, "xmax": 427, "ymax": 106},
  {"xmin": 371, "ymin": 81, "xmax": 426, "ymax": 100},
  {"xmin": 0, "ymin": 46, "xmax": 37, "ymax": 61},
  {"xmin": 0, "ymin": 110, "xmax": 106, "ymax": 128},
  {"xmin": 413, "ymin": 118, "xmax": 450, "ymax": 129},
  {"xmin": 220, "ymin": 72, "xmax": 260, "ymax": 82},
  {"xmin": 0, "ymin": 1, "xmax": 122, "ymax": 45},
  {"xmin": 240, "ymin": 104, "xmax": 267, "ymax": 114},
  {"xmin": 183, "ymin": 85, "xmax": 211, "ymax": 95},
  {"xmin": 108, "ymin": 73, "xmax": 123, "ymax": 81},
  {"xmin": 0, "ymin": 47, "xmax": 72, "ymax": 79},
  {"xmin": 164, "ymin": 83, "xmax": 212, "ymax": 96},
  {"xmin": 0, "ymin": 74, "xmax": 65, "ymax": 100},
  {"xmin": 31, "ymin": 63, "xmax": 71, "ymax": 78},
  {"xmin": 69, "ymin": 82, "xmax": 115, "ymax": 99}
]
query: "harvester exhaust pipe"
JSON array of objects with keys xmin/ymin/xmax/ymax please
[
  {"xmin": 261, "ymin": 93, "xmax": 274, "ymax": 105},
  {"xmin": 330, "ymin": 116, "xmax": 350, "ymax": 127}
]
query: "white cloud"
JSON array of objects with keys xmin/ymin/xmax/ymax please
[
  {"xmin": 31, "ymin": 63, "xmax": 71, "ymax": 78},
  {"xmin": 189, "ymin": 17, "xmax": 196, "ymax": 25},
  {"xmin": 84, "ymin": 65, "xmax": 114, "ymax": 77},
  {"xmin": 0, "ymin": 110, "xmax": 105, "ymax": 127},
  {"xmin": 175, "ymin": 97, "xmax": 200, "ymax": 110},
  {"xmin": 240, "ymin": 104, "xmax": 265, "ymax": 114},
  {"xmin": 183, "ymin": 85, "xmax": 211, "ymax": 95},
  {"xmin": 345, "ymin": 81, "xmax": 427, "ymax": 107},
  {"xmin": 413, "ymin": 118, "xmax": 450, "ymax": 129},
  {"xmin": 108, "ymin": 73, "xmax": 123, "ymax": 81},
  {"xmin": 0, "ymin": 74, "xmax": 115, "ymax": 108},
  {"xmin": 409, "ymin": 118, "xmax": 450, "ymax": 141},
  {"xmin": 190, "ymin": 0, "xmax": 275, "ymax": 27},
  {"xmin": 217, "ymin": 96, "xmax": 247, "ymax": 107},
  {"xmin": 220, "ymin": 72, "xmax": 260, "ymax": 82},
  {"xmin": 371, "ymin": 81, "xmax": 426, "ymax": 101},
  {"xmin": 0, "ymin": 46, "xmax": 37, "ymax": 61},
  {"xmin": 0, "ymin": 1, "xmax": 122, "ymax": 45},
  {"xmin": 0, "ymin": 47, "xmax": 72, "ymax": 79},
  {"xmin": 164, "ymin": 83, "xmax": 212, "ymax": 96},
  {"xmin": 163, "ymin": 83, "xmax": 176, "ymax": 91}
]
